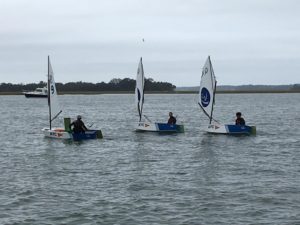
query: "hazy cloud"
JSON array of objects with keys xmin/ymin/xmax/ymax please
[{"xmin": 0, "ymin": 0, "xmax": 299, "ymax": 85}]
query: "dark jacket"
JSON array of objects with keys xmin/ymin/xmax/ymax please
[
  {"xmin": 70, "ymin": 119, "xmax": 88, "ymax": 133},
  {"xmin": 168, "ymin": 116, "xmax": 177, "ymax": 125},
  {"xmin": 236, "ymin": 117, "xmax": 246, "ymax": 125}
]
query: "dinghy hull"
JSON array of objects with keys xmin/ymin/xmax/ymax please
[
  {"xmin": 42, "ymin": 128, "xmax": 72, "ymax": 139},
  {"xmin": 136, "ymin": 122, "xmax": 184, "ymax": 133},
  {"xmin": 43, "ymin": 128, "xmax": 103, "ymax": 140},
  {"xmin": 206, "ymin": 124, "xmax": 256, "ymax": 135}
]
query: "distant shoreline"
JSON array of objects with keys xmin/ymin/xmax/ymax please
[{"xmin": 1, "ymin": 90, "xmax": 300, "ymax": 95}]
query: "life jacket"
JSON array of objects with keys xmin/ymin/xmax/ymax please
[
  {"xmin": 72, "ymin": 120, "xmax": 85, "ymax": 133},
  {"xmin": 236, "ymin": 118, "xmax": 245, "ymax": 125},
  {"xmin": 168, "ymin": 116, "xmax": 177, "ymax": 125}
]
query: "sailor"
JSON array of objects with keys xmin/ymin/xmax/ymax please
[
  {"xmin": 235, "ymin": 112, "xmax": 246, "ymax": 125},
  {"xmin": 167, "ymin": 112, "xmax": 177, "ymax": 125},
  {"xmin": 70, "ymin": 115, "xmax": 88, "ymax": 133}
]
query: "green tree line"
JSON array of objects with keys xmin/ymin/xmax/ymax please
[{"xmin": 0, "ymin": 78, "xmax": 176, "ymax": 93}]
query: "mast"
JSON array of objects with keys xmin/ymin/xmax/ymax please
[
  {"xmin": 47, "ymin": 55, "xmax": 52, "ymax": 129},
  {"xmin": 140, "ymin": 57, "xmax": 145, "ymax": 121},
  {"xmin": 208, "ymin": 56, "xmax": 216, "ymax": 124}
]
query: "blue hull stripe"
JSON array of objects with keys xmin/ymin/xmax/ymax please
[
  {"xmin": 157, "ymin": 123, "xmax": 177, "ymax": 131},
  {"xmin": 156, "ymin": 123, "xmax": 184, "ymax": 132},
  {"xmin": 226, "ymin": 125, "xmax": 252, "ymax": 134},
  {"xmin": 72, "ymin": 130, "xmax": 99, "ymax": 141}
]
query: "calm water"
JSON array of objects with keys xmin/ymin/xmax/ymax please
[{"xmin": 0, "ymin": 94, "xmax": 299, "ymax": 225}]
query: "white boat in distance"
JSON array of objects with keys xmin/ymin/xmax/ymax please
[
  {"xmin": 198, "ymin": 56, "xmax": 256, "ymax": 135},
  {"xmin": 24, "ymin": 87, "xmax": 47, "ymax": 98},
  {"xmin": 135, "ymin": 57, "xmax": 184, "ymax": 133}
]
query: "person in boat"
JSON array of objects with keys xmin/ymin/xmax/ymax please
[
  {"xmin": 70, "ymin": 115, "xmax": 88, "ymax": 133},
  {"xmin": 168, "ymin": 112, "xmax": 177, "ymax": 125},
  {"xmin": 235, "ymin": 112, "xmax": 246, "ymax": 125}
]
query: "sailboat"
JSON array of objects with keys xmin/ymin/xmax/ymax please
[
  {"xmin": 135, "ymin": 57, "xmax": 184, "ymax": 133},
  {"xmin": 42, "ymin": 56, "xmax": 103, "ymax": 140},
  {"xmin": 198, "ymin": 56, "xmax": 256, "ymax": 135},
  {"xmin": 42, "ymin": 56, "xmax": 72, "ymax": 139}
]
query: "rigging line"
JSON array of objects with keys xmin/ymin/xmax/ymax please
[
  {"xmin": 198, "ymin": 102, "xmax": 219, "ymax": 124},
  {"xmin": 51, "ymin": 110, "xmax": 62, "ymax": 123},
  {"xmin": 143, "ymin": 115, "xmax": 152, "ymax": 123},
  {"xmin": 198, "ymin": 102, "xmax": 211, "ymax": 119}
]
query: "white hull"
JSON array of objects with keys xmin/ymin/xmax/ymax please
[
  {"xmin": 136, "ymin": 122, "xmax": 158, "ymax": 131},
  {"xmin": 42, "ymin": 128, "xmax": 72, "ymax": 139},
  {"xmin": 206, "ymin": 124, "xmax": 228, "ymax": 134}
]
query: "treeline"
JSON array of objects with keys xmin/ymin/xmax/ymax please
[
  {"xmin": 218, "ymin": 84, "xmax": 300, "ymax": 92},
  {"xmin": 176, "ymin": 84, "xmax": 300, "ymax": 93},
  {"xmin": 291, "ymin": 84, "xmax": 300, "ymax": 91},
  {"xmin": 0, "ymin": 78, "xmax": 176, "ymax": 93}
]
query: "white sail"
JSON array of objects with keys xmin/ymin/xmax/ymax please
[
  {"xmin": 198, "ymin": 56, "xmax": 217, "ymax": 123},
  {"xmin": 135, "ymin": 57, "xmax": 145, "ymax": 121},
  {"xmin": 48, "ymin": 56, "xmax": 62, "ymax": 126}
]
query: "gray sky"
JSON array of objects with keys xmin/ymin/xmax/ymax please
[{"xmin": 0, "ymin": 0, "xmax": 299, "ymax": 86}]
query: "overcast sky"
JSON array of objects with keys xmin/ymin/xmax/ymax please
[{"xmin": 0, "ymin": 0, "xmax": 299, "ymax": 86}]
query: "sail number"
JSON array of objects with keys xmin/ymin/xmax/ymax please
[
  {"xmin": 202, "ymin": 67, "xmax": 208, "ymax": 77},
  {"xmin": 51, "ymin": 85, "xmax": 55, "ymax": 94},
  {"xmin": 202, "ymin": 67, "xmax": 208, "ymax": 76}
]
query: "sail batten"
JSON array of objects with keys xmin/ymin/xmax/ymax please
[
  {"xmin": 198, "ymin": 56, "xmax": 217, "ymax": 124},
  {"xmin": 135, "ymin": 57, "xmax": 145, "ymax": 122}
]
